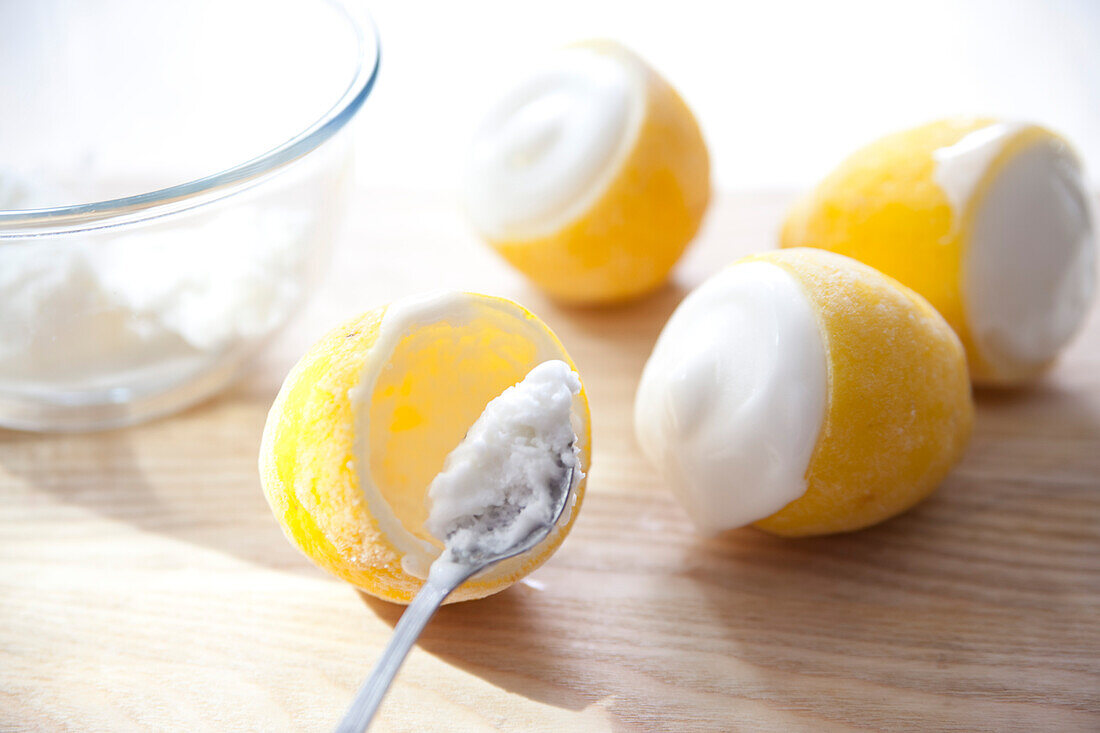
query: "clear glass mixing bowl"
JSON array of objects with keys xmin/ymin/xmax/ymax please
[{"xmin": 0, "ymin": 0, "xmax": 379, "ymax": 431}]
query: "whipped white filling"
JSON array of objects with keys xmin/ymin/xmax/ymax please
[
  {"xmin": 634, "ymin": 261, "xmax": 828, "ymax": 533},
  {"xmin": 426, "ymin": 360, "xmax": 581, "ymax": 563},
  {"xmin": 934, "ymin": 124, "xmax": 1096, "ymax": 377},
  {"xmin": 0, "ymin": 170, "xmax": 330, "ymax": 392},
  {"xmin": 463, "ymin": 46, "xmax": 644, "ymax": 241}
]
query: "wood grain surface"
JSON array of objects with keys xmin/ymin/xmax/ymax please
[{"xmin": 1, "ymin": 191, "xmax": 1098, "ymax": 732}]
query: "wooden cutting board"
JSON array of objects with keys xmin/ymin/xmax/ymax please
[{"xmin": 1, "ymin": 191, "xmax": 1098, "ymax": 732}]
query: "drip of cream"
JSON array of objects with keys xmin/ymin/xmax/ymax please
[
  {"xmin": 934, "ymin": 123, "xmax": 1096, "ymax": 378},
  {"xmin": 634, "ymin": 261, "xmax": 828, "ymax": 533},
  {"xmin": 932, "ymin": 122, "xmax": 1025, "ymax": 213},
  {"xmin": 463, "ymin": 46, "xmax": 645, "ymax": 241}
]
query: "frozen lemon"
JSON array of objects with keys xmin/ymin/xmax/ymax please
[
  {"xmin": 259, "ymin": 292, "xmax": 591, "ymax": 604},
  {"xmin": 782, "ymin": 118, "xmax": 1096, "ymax": 385},
  {"xmin": 634, "ymin": 248, "xmax": 973, "ymax": 537},
  {"xmin": 463, "ymin": 40, "xmax": 710, "ymax": 304}
]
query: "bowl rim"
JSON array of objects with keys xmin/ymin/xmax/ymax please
[{"xmin": 0, "ymin": 0, "xmax": 380, "ymax": 238}]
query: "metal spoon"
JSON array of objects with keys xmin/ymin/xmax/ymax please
[{"xmin": 334, "ymin": 461, "xmax": 576, "ymax": 733}]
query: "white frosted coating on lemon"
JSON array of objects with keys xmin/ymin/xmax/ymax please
[
  {"xmin": 464, "ymin": 46, "xmax": 644, "ymax": 241},
  {"xmin": 425, "ymin": 360, "xmax": 581, "ymax": 562},
  {"xmin": 932, "ymin": 121, "xmax": 1025, "ymax": 213},
  {"xmin": 348, "ymin": 292, "xmax": 575, "ymax": 578},
  {"xmin": 963, "ymin": 137, "xmax": 1096, "ymax": 376},
  {"xmin": 634, "ymin": 261, "xmax": 828, "ymax": 534}
]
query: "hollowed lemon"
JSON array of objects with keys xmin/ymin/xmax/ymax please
[
  {"xmin": 635, "ymin": 248, "xmax": 974, "ymax": 537},
  {"xmin": 782, "ymin": 118, "xmax": 1096, "ymax": 385},
  {"xmin": 464, "ymin": 40, "xmax": 710, "ymax": 305},
  {"xmin": 259, "ymin": 292, "xmax": 591, "ymax": 604}
]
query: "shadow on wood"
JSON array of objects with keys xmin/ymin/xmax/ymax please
[
  {"xmin": 0, "ymin": 383, "xmax": 315, "ymax": 576},
  {"xmin": 359, "ymin": 582, "xmax": 603, "ymax": 713}
]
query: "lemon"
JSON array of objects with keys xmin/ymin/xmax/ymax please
[
  {"xmin": 463, "ymin": 40, "xmax": 710, "ymax": 304},
  {"xmin": 259, "ymin": 292, "xmax": 591, "ymax": 604},
  {"xmin": 635, "ymin": 248, "xmax": 973, "ymax": 537},
  {"xmin": 782, "ymin": 118, "xmax": 1096, "ymax": 385}
]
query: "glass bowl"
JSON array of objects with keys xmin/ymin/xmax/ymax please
[{"xmin": 0, "ymin": 0, "xmax": 379, "ymax": 431}]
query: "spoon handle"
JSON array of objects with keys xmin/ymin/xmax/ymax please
[{"xmin": 334, "ymin": 566, "xmax": 471, "ymax": 732}]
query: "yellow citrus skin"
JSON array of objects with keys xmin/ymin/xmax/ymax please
[
  {"xmin": 781, "ymin": 119, "xmax": 987, "ymax": 373},
  {"xmin": 488, "ymin": 41, "xmax": 711, "ymax": 305},
  {"xmin": 259, "ymin": 295, "xmax": 591, "ymax": 604},
  {"xmin": 750, "ymin": 249, "xmax": 974, "ymax": 537},
  {"xmin": 781, "ymin": 118, "xmax": 1087, "ymax": 384},
  {"xmin": 783, "ymin": 118, "xmax": 1091, "ymax": 383}
]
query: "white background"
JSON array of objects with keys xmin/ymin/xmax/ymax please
[{"xmin": 352, "ymin": 0, "xmax": 1100, "ymax": 192}]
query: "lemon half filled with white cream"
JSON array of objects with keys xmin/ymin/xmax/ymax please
[
  {"xmin": 635, "ymin": 249, "xmax": 974, "ymax": 537},
  {"xmin": 464, "ymin": 40, "xmax": 710, "ymax": 304},
  {"xmin": 259, "ymin": 292, "xmax": 590, "ymax": 604},
  {"xmin": 782, "ymin": 119, "xmax": 1096, "ymax": 385}
]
